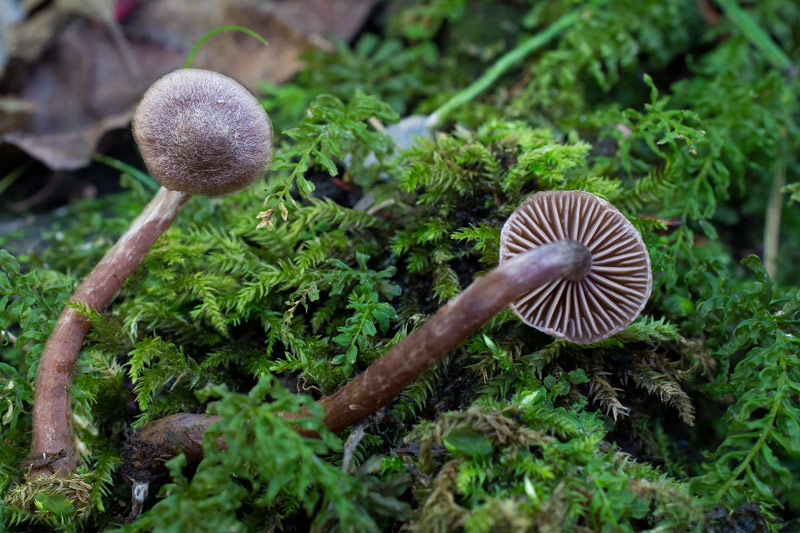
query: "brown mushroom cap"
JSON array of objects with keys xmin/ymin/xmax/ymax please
[
  {"xmin": 132, "ymin": 69, "xmax": 273, "ymax": 196},
  {"xmin": 499, "ymin": 190, "xmax": 652, "ymax": 344}
]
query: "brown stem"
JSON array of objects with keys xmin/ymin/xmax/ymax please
[
  {"xmin": 320, "ymin": 239, "xmax": 591, "ymax": 432},
  {"xmin": 122, "ymin": 413, "xmax": 224, "ymax": 483},
  {"xmin": 124, "ymin": 240, "xmax": 590, "ymax": 474},
  {"xmin": 30, "ymin": 187, "xmax": 191, "ymax": 478}
]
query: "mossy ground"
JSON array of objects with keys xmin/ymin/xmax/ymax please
[{"xmin": 2, "ymin": 1, "xmax": 800, "ymax": 531}]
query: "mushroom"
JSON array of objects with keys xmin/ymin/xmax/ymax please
[
  {"xmin": 499, "ymin": 190, "xmax": 652, "ymax": 344},
  {"xmin": 320, "ymin": 190, "xmax": 651, "ymax": 432},
  {"xmin": 125, "ymin": 190, "xmax": 651, "ymax": 469},
  {"xmin": 29, "ymin": 68, "xmax": 273, "ymax": 477}
]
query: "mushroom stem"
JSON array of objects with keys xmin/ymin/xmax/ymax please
[
  {"xmin": 30, "ymin": 187, "xmax": 190, "ymax": 478},
  {"xmin": 319, "ymin": 239, "xmax": 591, "ymax": 433},
  {"xmin": 123, "ymin": 240, "xmax": 591, "ymax": 472},
  {"xmin": 123, "ymin": 413, "xmax": 224, "ymax": 483}
]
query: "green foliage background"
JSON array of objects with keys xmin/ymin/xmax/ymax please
[{"xmin": 2, "ymin": 0, "xmax": 800, "ymax": 531}]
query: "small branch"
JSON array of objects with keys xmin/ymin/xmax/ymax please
[{"xmin": 29, "ymin": 188, "xmax": 190, "ymax": 478}]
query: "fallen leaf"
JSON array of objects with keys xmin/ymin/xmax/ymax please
[{"xmin": 1, "ymin": 0, "xmax": 377, "ymax": 171}]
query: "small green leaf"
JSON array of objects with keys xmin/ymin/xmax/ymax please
[
  {"xmin": 443, "ymin": 429, "xmax": 493, "ymax": 461},
  {"xmin": 34, "ymin": 493, "xmax": 75, "ymax": 517}
]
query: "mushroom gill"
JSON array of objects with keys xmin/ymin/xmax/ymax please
[{"xmin": 500, "ymin": 190, "xmax": 652, "ymax": 344}]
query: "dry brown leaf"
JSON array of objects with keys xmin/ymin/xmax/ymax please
[{"xmin": 1, "ymin": 0, "xmax": 376, "ymax": 171}]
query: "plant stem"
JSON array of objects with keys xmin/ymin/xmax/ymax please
[
  {"xmin": 716, "ymin": 0, "xmax": 797, "ymax": 77},
  {"xmin": 717, "ymin": 0, "xmax": 794, "ymax": 278},
  {"xmin": 319, "ymin": 240, "xmax": 591, "ymax": 432},
  {"xmin": 0, "ymin": 162, "xmax": 33, "ymax": 197},
  {"xmin": 126, "ymin": 241, "xmax": 591, "ymax": 471},
  {"xmin": 427, "ymin": 0, "xmax": 606, "ymax": 127},
  {"xmin": 30, "ymin": 187, "xmax": 190, "ymax": 478},
  {"xmin": 183, "ymin": 26, "xmax": 269, "ymax": 69},
  {"xmin": 0, "ymin": 330, "xmax": 18, "ymax": 344},
  {"xmin": 713, "ymin": 352, "xmax": 785, "ymax": 501},
  {"xmin": 763, "ymin": 147, "xmax": 785, "ymax": 280},
  {"xmin": 93, "ymin": 154, "xmax": 159, "ymax": 191}
]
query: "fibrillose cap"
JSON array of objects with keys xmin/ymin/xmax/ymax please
[
  {"xmin": 132, "ymin": 69, "xmax": 273, "ymax": 196},
  {"xmin": 500, "ymin": 190, "xmax": 652, "ymax": 344}
]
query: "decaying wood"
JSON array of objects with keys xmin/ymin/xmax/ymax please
[{"xmin": 122, "ymin": 413, "xmax": 224, "ymax": 484}]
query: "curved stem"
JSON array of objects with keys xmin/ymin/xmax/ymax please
[
  {"xmin": 123, "ymin": 413, "xmax": 223, "ymax": 483},
  {"xmin": 125, "ymin": 240, "xmax": 590, "ymax": 472},
  {"xmin": 320, "ymin": 240, "xmax": 591, "ymax": 432},
  {"xmin": 30, "ymin": 187, "xmax": 190, "ymax": 478}
]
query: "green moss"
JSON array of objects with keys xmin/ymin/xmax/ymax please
[{"xmin": 2, "ymin": 0, "xmax": 800, "ymax": 530}]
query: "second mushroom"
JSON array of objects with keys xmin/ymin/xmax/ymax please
[
  {"xmin": 125, "ymin": 189, "xmax": 653, "ymax": 477},
  {"xmin": 320, "ymin": 189, "xmax": 652, "ymax": 431}
]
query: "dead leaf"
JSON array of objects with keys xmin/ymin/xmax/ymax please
[
  {"xmin": 1, "ymin": 0, "xmax": 377, "ymax": 171},
  {"xmin": 3, "ymin": 17, "xmax": 183, "ymax": 170}
]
